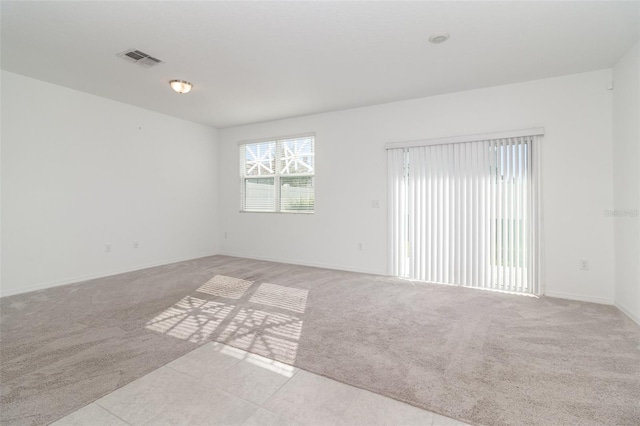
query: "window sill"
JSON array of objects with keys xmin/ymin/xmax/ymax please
[{"xmin": 239, "ymin": 210, "xmax": 315, "ymax": 215}]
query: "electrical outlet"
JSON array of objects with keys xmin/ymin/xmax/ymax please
[
  {"xmin": 580, "ymin": 260, "xmax": 589, "ymax": 271},
  {"xmin": 133, "ymin": 241, "xmax": 139, "ymax": 249},
  {"xmin": 105, "ymin": 243, "xmax": 111, "ymax": 253},
  {"xmin": 224, "ymin": 232, "xmax": 228, "ymax": 239},
  {"xmin": 358, "ymin": 242, "xmax": 363, "ymax": 251}
]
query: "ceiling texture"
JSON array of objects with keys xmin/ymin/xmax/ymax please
[{"xmin": 1, "ymin": 1, "xmax": 639, "ymax": 128}]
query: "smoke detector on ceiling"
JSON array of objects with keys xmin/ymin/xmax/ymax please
[
  {"xmin": 428, "ymin": 33, "xmax": 450, "ymax": 44},
  {"xmin": 117, "ymin": 49, "xmax": 163, "ymax": 68}
]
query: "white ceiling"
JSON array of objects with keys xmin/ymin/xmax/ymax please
[{"xmin": 2, "ymin": 1, "xmax": 638, "ymax": 128}]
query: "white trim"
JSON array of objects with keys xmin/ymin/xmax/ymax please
[
  {"xmin": 535, "ymin": 135, "xmax": 545, "ymax": 296},
  {"xmin": 544, "ymin": 291, "xmax": 613, "ymax": 305},
  {"xmin": 0, "ymin": 252, "xmax": 218, "ymax": 298},
  {"xmin": 239, "ymin": 135, "xmax": 315, "ymax": 214},
  {"xmin": 218, "ymin": 254, "xmax": 621, "ymax": 310},
  {"xmin": 217, "ymin": 251, "xmax": 383, "ymax": 276},
  {"xmin": 615, "ymin": 300, "xmax": 640, "ymax": 326},
  {"xmin": 385, "ymin": 127, "xmax": 545, "ymax": 150},
  {"xmin": 239, "ymin": 210, "xmax": 314, "ymax": 214},
  {"xmin": 237, "ymin": 132, "xmax": 316, "ymax": 146}
]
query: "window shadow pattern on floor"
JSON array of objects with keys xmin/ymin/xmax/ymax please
[{"xmin": 145, "ymin": 276, "xmax": 308, "ymax": 364}]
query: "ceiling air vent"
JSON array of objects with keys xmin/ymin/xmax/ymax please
[{"xmin": 117, "ymin": 49, "xmax": 163, "ymax": 68}]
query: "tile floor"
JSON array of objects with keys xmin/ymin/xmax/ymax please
[{"xmin": 51, "ymin": 342, "xmax": 470, "ymax": 426}]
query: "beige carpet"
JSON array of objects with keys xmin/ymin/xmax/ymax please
[{"xmin": 1, "ymin": 255, "xmax": 639, "ymax": 425}]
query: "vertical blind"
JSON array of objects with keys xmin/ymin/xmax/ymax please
[{"xmin": 388, "ymin": 131, "xmax": 542, "ymax": 294}]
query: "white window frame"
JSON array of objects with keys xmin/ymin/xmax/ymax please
[{"xmin": 239, "ymin": 133, "xmax": 315, "ymax": 214}]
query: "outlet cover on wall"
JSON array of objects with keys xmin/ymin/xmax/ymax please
[{"xmin": 580, "ymin": 260, "xmax": 589, "ymax": 270}]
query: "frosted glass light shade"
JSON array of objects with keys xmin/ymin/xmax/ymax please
[{"xmin": 169, "ymin": 80, "xmax": 192, "ymax": 94}]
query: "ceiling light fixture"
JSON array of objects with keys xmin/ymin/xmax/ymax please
[
  {"xmin": 169, "ymin": 80, "xmax": 193, "ymax": 94},
  {"xmin": 429, "ymin": 33, "xmax": 450, "ymax": 44}
]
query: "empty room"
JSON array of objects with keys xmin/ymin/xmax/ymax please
[{"xmin": 1, "ymin": 1, "xmax": 639, "ymax": 425}]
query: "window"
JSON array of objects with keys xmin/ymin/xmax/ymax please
[
  {"xmin": 387, "ymin": 129, "xmax": 543, "ymax": 295},
  {"xmin": 240, "ymin": 135, "xmax": 315, "ymax": 213}
]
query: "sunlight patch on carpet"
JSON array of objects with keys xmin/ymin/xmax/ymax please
[
  {"xmin": 145, "ymin": 296, "xmax": 234, "ymax": 343},
  {"xmin": 197, "ymin": 275, "xmax": 253, "ymax": 299},
  {"xmin": 249, "ymin": 283, "xmax": 308, "ymax": 313}
]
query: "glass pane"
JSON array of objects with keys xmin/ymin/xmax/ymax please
[
  {"xmin": 244, "ymin": 178, "xmax": 275, "ymax": 211},
  {"xmin": 280, "ymin": 137, "xmax": 314, "ymax": 175},
  {"xmin": 244, "ymin": 141, "xmax": 276, "ymax": 176},
  {"xmin": 280, "ymin": 176, "xmax": 314, "ymax": 212}
]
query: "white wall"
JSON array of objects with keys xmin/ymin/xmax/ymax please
[
  {"xmin": 219, "ymin": 69, "xmax": 615, "ymax": 304},
  {"xmin": 1, "ymin": 71, "xmax": 219, "ymax": 297},
  {"xmin": 613, "ymin": 41, "xmax": 640, "ymax": 324}
]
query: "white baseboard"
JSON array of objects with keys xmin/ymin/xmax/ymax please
[
  {"xmin": 0, "ymin": 252, "xmax": 218, "ymax": 298},
  {"xmin": 7, "ymin": 252, "xmax": 635, "ymax": 327},
  {"xmin": 223, "ymin": 253, "xmax": 626, "ymax": 309},
  {"xmin": 542, "ymin": 290, "xmax": 613, "ymax": 305},
  {"xmin": 217, "ymin": 251, "xmax": 384, "ymax": 276},
  {"xmin": 614, "ymin": 300, "xmax": 640, "ymax": 326}
]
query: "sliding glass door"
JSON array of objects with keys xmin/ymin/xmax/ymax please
[{"xmin": 388, "ymin": 134, "xmax": 541, "ymax": 294}]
